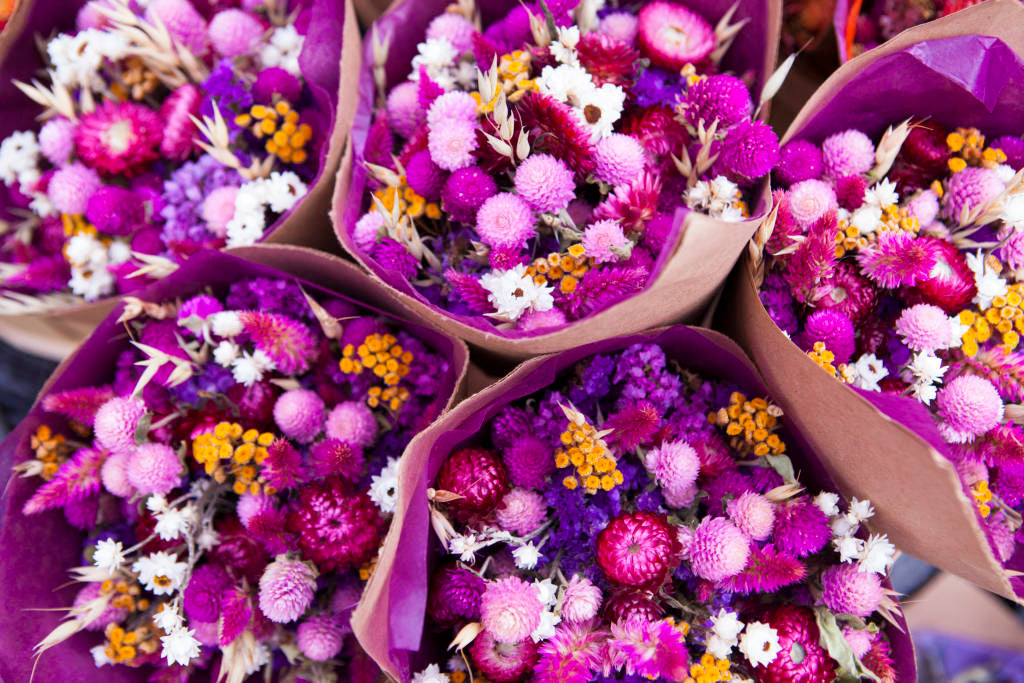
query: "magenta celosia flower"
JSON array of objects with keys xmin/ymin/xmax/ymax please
[
  {"xmin": 787, "ymin": 179, "xmax": 837, "ymax": 226},
  {"xmin": 145, "ymin": 0, "xmax": 208, "ymax": 55},
  {"xmin": 309, "ymin": 438, "xmax": 364, "ymax": 482},
  {"xmin": 261, "ymin": 439, "xmax": 306, "ymax": 491},
  {"xmin": 208, "ymin": 8, "xmax": 264, "ymax": 57},
  {"xmin": 568, "ymin": 264, "xmax": 649, "ymax": 318},
  {"xmin": 772, "ymin": 498, "xmax": 830, "ymax": 557},
  {"xmin": 774, "ymin": 140, "xmax": 823, "ymax": 187},
  {"xmin": 594, "ymin": 134, "xmax": 647, "ymax": 188},
  {"xmin": 219, "ymin": 587, "xmax": 253, "ymax": 646},
  {"xmin": 514, "ymin": 153, "xmax": 576, "ymax": 213},
  {"xmin": 644, "ymin": 440, "xmax": 700, "ymax": 506},
  {"xmin": 426, "ymin": 12, "xmax": 475, "ymax": 53},
  {"xmin": 100, "ymin": 451, "xmax": 134, "ymax": 498},
  {"xmin": 821, "ymin": 565, "xmax": 884, "ymax": 617},
  {"xmin": 597, "ymin": 510, "xmax": 680, "ymax": 587},
  {"xmin": 688, "ymin": 516, "xmax": 750, "ymax": 582},
  {"xmin": 386, "ymin": 81, "xmax": 421, "ymax": 139},
  {"xmin": 476, "ymin": 192, "xmax": 536, "ymax": 248},
  {"xmin": 273, "ymin": 389, "xmax": 325, "ymax": 443},
  {"xmin": 286, "ymin": 478, "xmax": 384, "ymax": 571},
  {"xmin": 442, "ymin": 165, "xmax": 498, "ymax": 223},
  {"xmin": 41, "ymin": 385, "xmax": 113, "ymax": 426},
  {"xmin": 636, "ymin": 1, "xmax": 714, "ymax": 69},
  {"xmin": 445, "ymin": 268, "xmax": 495, "ymax": 313},
  {"xmin": 258, "ymin": 555, "xmax": 317, "ymax": 623},
  {"xmin": 517, "ymin": 92, "xmax": 596, "ymax": 177},
  {"xmin": 495, "ymin": 488, "xmax": 547, "ymax": 535},
  {"xmin": 857, "ymin": 230, "xmax": 937, "ymax": 289},
  {"xmin": 560, "ymin": 575, "xmax": 602, "ymax": 624},
  {"xmin": 727, "ymin": 491, "xmax": 775, "ymax": 541},
  {"xmin": 715, "ymin": 119, "xmax": 779, "ymax": 183},
  {"xmin": 183, "ymin": 563, "xmax": 232, "ymax": 623},
  {"xmin": 159, "ymin": 83, "xmax": 201, "ymax": 161},
  {"xmin": 821, "ymin": 129, "xmax": 875, "ymax": 178},
  {"xmin": 297, "ymin": 614, "xmax": 345, "ymax": 661},
  {"xmin": 75, "ymin": 100, "xmax": 162, "ymax": 176},
  {"xmin": 38, "ymin": 117, "xmax": 76, "ymax": 165},
  {"xmin": 943, "ymin": 166, "xmax": 1004, "ymax": 222},
  {"xmin": 500, "ymin": 434, "xmax": 555, "ymax": 489},
  {"xmin": 801, "ymin": 309, "xmax": 856, "ymax": 364},
  {"xmin": 780, "ymin": 210, "xmax": 839, "ymax": 303},
  {"xmin": 406, "ymin": 150, "xmax": 446, "ymax": 200},
  {"xmin": 683, "ymin": 74, "xmax": 753, "ymax": 129},
  {"xmin": 127, "ymin": 443, "xmax": 182, "ymax": 495},
  {"xmin": 428, "ymin": 120, "xmax": 478, "ymax": 171},
  {"xmin": 325, "ymin": 400, "xmax": 378, "ymax": 448},
  {"xmin": 23, "ymin": 447, "xmax": 104, "ymax": 515},
  {"xmin": 895, "ymin": 303, "xmax": 951, "ymax": 353},
  {"xmin": 48, "ymin": 163, "xmax": 101, "ymax": 215},
  {"xmin": 581, "ymin": 219, "xmax": 629, "ymax": 264},
  {"xmin": 480, "ymin": 576, "xmax": 543, "ymax": 643},
  {"xmin": 720, "ymin": 543, "xmax": 806, "ymax": 595},
  {"xmin": 535, "ymin": 621, "xmax": 606, "ymax": 683},
  {"xmin": 237, "ymin": 310, "xmax": 318, "ymax": 375},
  {"xmin": 470, "ymin": 628, "xmax": 539, "ymax": 681},
  {"xmin": 937, "ymin": 375, "xmax": 1004, "ymax": 443},
  {"xmin": 604, "ymin": 401, "xmax": 659, "ymax": 452},
  {"xmin": 427, "ymin": 91, "xmax": 478, "ymax": 130},
  {"xmin": 606, "ymin": 617, "xmax": 690, "ymax": 681}
]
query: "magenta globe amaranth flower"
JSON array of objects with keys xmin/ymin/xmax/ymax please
[
  {"xmin": 821, "ymin": 565, "xmax": 884, "ymax": 618},
  {"xmin": 822, "ymin": 129, "xmax": 875, "ymax": 178},
  {"xmin": 937, "ymin": 375, "xmax": 1004, "ymax": 443},
  {"xmin": 688, "ymin": 516, "xmax": 750, "ymax": 581},
  {"xmin": 429, "ymin": 566, "xmax": 486, "ymax": 624},
  {"xmin": 405, "ymin": 150, "xmax": 446, "ymax": 200},
  {"xmin": 442, "ymin": 166, "xmax": 498, "ymax": 223},
  {"xmin": 593, "ymin": 134, "xmax": 647, "ymax": 188},
  {"xmin": 716, "ymin": 119, "xmax": 780, "ymax": 183},
  {"xmin": 597, "ymin": 510, "xmax": 680, "ymax": 587},
  {"xmin": 683, "ymin": 74, "xmax": 752, "ymax": 129},
  {"xmin": 775, "ymin": 140, "xmax": 823, "ymax": 186},
  {"xmin": 273, "ymin": 389, "xmax": 325, "ymax": 443},
  {"xmin": 258, "ymin": 555, "xmax": 317, "ymax": 623},
  {"xmin": 801, "ymin": 309, "xmax": 856, "ymax": 364},
  {"xmin": 480, "ymin": 576, "xmax": 543, "ymax": 643},
  {"xmin": 297, "ymin": 614, "xmax": 346, "ymax": 661}
]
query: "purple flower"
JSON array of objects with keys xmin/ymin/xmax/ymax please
[
  {"xmin": 632, "ymin": 68, "xmax": 683, "ymax": 107},
  {"xmin": 161, "ymin": 154, "xmax": 243, "ymax": 249},
  {"xmin": 201, "ymin": 58, "xmax": 254, "ymax": 122},
  {"xmin": 772, "ymin": 498, "xmax": 830, "ymax": 557}
]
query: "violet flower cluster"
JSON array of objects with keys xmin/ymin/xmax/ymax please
[
  {"xmin": 0, "ymin": 0, "xmax": 321, "ymax": 302},
  {"xmin": 762, "ymin": 121, "xmax": 1024, "ymax": 570},
  {"xmin": 353, "ymin": 0, "xmax": 779, "ymax": 332},
  {"xmin": 417, "ymin": 343, "xmax": 899, "ymax": 683},
  {"xmin": 14, "ymin": 276, "xmax": 451, "ymax": 680}
]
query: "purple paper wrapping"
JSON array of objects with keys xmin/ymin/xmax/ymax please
[
  {"xmin": 331, "ymin": 0, "xmax": 781, "ymax": 360},
  {"xmin": 721, "ymin": 0, "xmax": 1024, "ymax": 604},
  {"xmin": 0, "ymin": 246, "xmax": 469, "ymax": 682},
  {"xmin": 351, "ymin": 325, "xmax": 917, "ymax": 682}
]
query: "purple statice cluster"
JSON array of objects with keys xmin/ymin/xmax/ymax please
[
  {"xmin": 762, "ymin": 119, "xmax": 1024, "ymax": 568},
  {"xmin": 352, "ymin": 0, "xmax": 779, "ymax": 333},
  {"xmin": 418, "ymin": 342, "xmax": 900, "ymax": 683},
  {"xmin": 0, "ymin": 0, "xmax": 322, "ymax": 303},
  {"xmin": 12, "ymin": 276, "xmax": 452, "ymax": 680}
]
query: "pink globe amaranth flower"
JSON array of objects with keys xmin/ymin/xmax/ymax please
[
  {"xmin": 593, "ymin": 134, "xmax": 647, "ymax": 188},
  {"xmin": 908, "ymin": 189, "xmax": 940, "ymax": 225},
  {"xmin": 683, "ymin": 74, "xmax": 753, "ymax": 129},
  {"xmin": 518, "ymin": 307, "xmax": 568, "ymax": 331},
  {"xmin": 644, "ymin": 440, "xmax": 700, "ymax": 506},
  {"xmin": 352, "ymin": 211, "xmax": 385, "ymax": 252},
  {"xmin": 495, "ymin": 488, "xmax": 547, "ymax": 535},
  {"xmin": 636, "ymin": 1, "xmax": 714, "ymax": 70},
  {"xmin": 94, "ymin": 396, "xmax": 146, "ymax": 454},
  {"xmin": 597, "ymin": 511, "xmax": 680, "ymax": 587},
  {"xmin": 428, "ymin": 120, "xmax": 478, "ymax": 171},
  {"xmin": 480, "ymin": 576, "xmax": 543, "ymax": 643},
  {"xmin": 476, "ymin": 192, "xmax": 536, "ymax": 248},
  {"xmin": 820, "ymin": 564, "xmax": 884, "ymax": 618},
  {"xmin": 442, "ymin": 165, "xmax": 498, "ymax": 224},
  {"xmin": 100, "ymin": 450, "xmax": 135, "ymax": 497},
  {"xmin": 775, "ymin": 140, "xmax": 823, "ymax": 187},
  {"xmin": 386, "ymin": 81, "xmax": 421, "ymax": 139},
  {"xmin": 895, "ymin": 303, "xmax": 951, "ymax": 353},
  {"xmin": 937, "ymin": 375, "xmax": 1004, "ymax": 443},
  {"xmin": 436, "ymin": 446, "xmax": 510, "ymax": 520},
  {"xmin": 427, "ymin": 91, "xmax": 479, "ymax": 130},
  {"xmin": 200, "ymin": 185, "xmax": 238, "ymax": 237},
  {"xmin": 514, "ymin": 153, "xmax": 576, "ymax": 213},
  {"xmin": 146, "ymin": 0, "xmax": 208, "ymax": 55},
  {"xmin": 581, "ymin": 219, "xmax": 629, "ymax": 264},
  {"xmin": 426, "ymin": 12, "xmax": 475, "ymax": 53},
  {"xmin": 998, "ymin": 224, "xmax": 1024, "ymax": 270},
  {"xmin": 405, "ymin": 150, "xmax": 446, "ymax": 200},
  {"xmin": 48, "ymin": 163, "xmax": 101, "ymax": 215},
  {"xmin": 787, "ymin": 179, "xmax": 837, "ymax": 226},
  {"xmin": 127, "ymin": 443, "xmax": 182, "ymax": 495},
  {"xmin": 258, "ymin": 555, "xmax": 317, "ymax": 623},
  {"xmin": 500, "ymin": 434, "xmax": 555, "ymax": 489},
  {"xmin": 688, "ymin": 516, "xmax": 750, "ymax": 582},
  {"xmin": 297, "ymin": 614, "xmax": 345, "ymax": 661},
  {"xmin": 287, "ymin": 478, "xmax": 384, "ymax": 571},
  {"xmin": 470, "ymin": 628, "xmax": 539, "ymax": 682},
  {"xmin": 74, "ymin": 582, "xmax": 129, "ymax": 631},
  {"xmin": 159, "ymin": 83, "xmax": 202, "ymax": 161},
  {"xmin": 821, "ymin": 129, "xmax": 875, "ymax": 178},
  {"xmin": 599, "ymin": 11, "xmax": 639, "ymax": 43},
  {"xmin": 208, "ymin": 9, "xmax": 264, "ymax": 56},
  {"xmin": 273, "ymin": 389, "xmax": 325, "ymax": 443},
  {"xmin": 324, "ymin": 400, "xmax": 378, "ymax": 449},
  {"xmin": 727, "ymin": 491, "xmax": 775, "ymax": 541},
  {"xmin": 943, "ymin": 166, "xmax": 1004, "ymax": 222},
  {"xmin": 801, "ymin": 309, "xmax": 856, "ymax": 364},
  {"xmin": 183, "ymin": 563, "xmax": 232, "ymax": 623},
  {"xmin": 561, "ymin": 575, "xmax": 602, "ymax": 623},
  {"xmin": 75, "ymin": 100, "xmax": 162, "ymax": 177},
  {"xmin": 39, "ymin": 118, "xmax": 76, "ymax": 165},
  {"xmin": 843, "ymin": 626, "xmax": 873, "ymax": 658}
]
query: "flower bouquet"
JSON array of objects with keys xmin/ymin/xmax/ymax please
[
  {"xmin": 334, "ymin": 0, "xmax": 782, "ymax": 359},
  {"xmin": 352, "ymin": 326, "xmax": 915, "ymax": 683},
  {"xmin": 0, "ymin": 246, "xmax": 469, "ymax": 681},
  {"xmin": 721, "ymin": 0, "xmax": 1024, "ymax": 602},
  {"xmin": 0, "ymin": 0, "xmax": 357, "ymax": 359}
]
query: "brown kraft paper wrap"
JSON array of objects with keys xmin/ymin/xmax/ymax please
[{"xmin": 719, "ymin": 0, "xmax": 1024, "ymax": 602}]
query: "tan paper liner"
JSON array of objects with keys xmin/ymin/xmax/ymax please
[
  {"xmin": 719, "ymin": 0, "xmax": 1024, "ymax": 602},
  {"xmin": 329, "ymin": 0, "xmax": 782, "ymax": 363},
  {"xmin": 0, "ymin": 0, "xmax": 361, "ymax": 362}
]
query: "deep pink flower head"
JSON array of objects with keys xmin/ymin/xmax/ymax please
[
  {"xmin": 405, "ymin": 150, "xmax": 445, "ymax": 200},
  {"xmin": 75, "ymin": 100, "xmax": 162, "ymax": 176},
  {"xmin": 943, "ymin": 166, "xmax": 1004, "ymax": 221},
  {"xmin": 476, "ymin": 192, "xmax": 535, "ymax": 248},
  {"xmin": 428, "ymin": 121, "xmax": 478, "ymax": 171},
  {"xmin": 48, "ymin": 163, "xmax": 101, "ymax": 215},
  {"xmin": 515, "ymin": 153, "xmax": 576, "ymax": 212},
  {"xmin": 100, "ymin": 450, "xmax": 134, "ymax": 497},
  {"xmin": 581, "ymin": 219, "xmax": 629, "ymax": 264},
  {"xmin": 470, "ymin": 628, "xmax": 539, "ymax": 681},
  {"xmin": 716, "ymin": 119, "xmax": 780, "ymax": 183},
  {"xmin": 309, "ymin": 439, "xmax": 364, "ymax": 482},
  {"xmin": 773, "ymin": 498, "xmax": 830, "ymax": 557},
  {"xmin": 74, "ymin": 582, "xmax": 129, "ymax": 631},
  {"xmin": 208, "ymin": 9, "xmax": 263, "ymax": 56},
  {"xmin": 904, "ymin": 236, "xmax": 976, "ymax": 313},
  {"xmin": 802, "ymin": 309, "xmax": 856, "ymax": 364},
  {"xmin": 822, "ymin": 129, "xmax": 875, "ymax": 178},
  {"xmin": 561, "ymin": 575, "xmax": 602, "ymax": 623},
  {"xmin": 895, "ymin": 303, "xmax": 951, "ymax": 353},
  {"xmin": 787, "ymin": 179, "xmax": 837, "ymax": 226},
  {"xmin": 428, "ymin": 566, "xmax": 485, "ymax": 624},
  {"xmin": 597, "ymin": 511, "xmax": 680, "ymax": 587},
  {"xmin": 937, "ymin": 375, "xmax": 1004, "ymax": 443},
  {"xmin": 644, "ymin": 440, "xmax": 700, "ymax": 506},
  {"xmin": 325, "ymin": 400, "xmax": 377, "ymax": 448},
  {"xmin": 436, "ymin": 446, "xmax": 510, "ymax": 520},
  {"xmin": 755, "ymin": 605, "xmax": 836, "ymax": 683},
  {"xmin": 858, "ymin": 230, "xmax": 937, "ymax": 289},
  {"xmin": 386, "ymin": 81, "xmax": 421, "ymax": 139},
  {"xmin": 518, "ymin": 307, "xmax": 568, "ymax": 331},
  {"xmin": 775, "ymin": 140, "xmax": 823, "ymax": 186},
  {"xmin": 39, "ymin": 118, "xmax": 76, "ymax": 165},
  {"xmin": 500, "ymin": 434, "xmax": 555, "ymax": 489},
  {"xmin": 258, "ymin": 555, "xmax": 317, "ymax": 623},
  {"xmin": 821, "ymin": 564, "xmax": 884, "ymax": 617},
  {"xmin": 253, "ymin": 67, "xmax": 302, "ymax": 104},
  {"xmin": 688, "ymin": 516, "xmax": 750, "ymax": 581},
  {"xmin": 442, "ymin": 165, "xmax": 498, "ymax": 223},
  {"xmin": 297, "ymin": 614, "xmax": 345, "ymax": 661},
  {"xmin": 606, "ymin": 617, "xmax": 690, "ymax": 681},
  {"xmin": 602, "ymin": 589, "xmax": 664, "ymax": 623},
  {"xmin": 183, "ymin": 563, "xmax": 232, "ymax": 623},
  {"xmin": 236, "ymin": 492, "xmax": 277, "ymax": 530},
  {"xmin": 94, "ymin": 396, "xmax": 146, "ymax": 453},
  {"xmin": 86, "ymin": 185, "xmax": 145, "ymax": 235},
  {"xmin": 146, "ymin": 0, "xmax": 208, "ymax": 55},
  {"xmin": 427, "ymin": 91, "xmax": 478, "ymax": 130},
  {"xmin": 684, "ymin": 74, "xmax": 752, "ymax": 129},
  {"xmin": 159, "ymin": 83, "xmax": 202, "ymax": 161},
  {"xmin": 480, "ymin": 576, "xmax": 543, "ymax": 643},
  {"xmin": 273, "ymin": 389, "xmax": 325, "ymax": 443},
  {"xmin": 535, "ymin": 621, "xmax": 605, "ymax": 683},
  {"xmin": 727, "ymin": 491, "xmax": 775, "ymax": 541},
  {"xmin": 287, "ymin": 478, "xmax": 384, "ymax": 571},
  {"xmin": 636, "ymin": 1, "xmax": 714, "ymax": 69},
  {"xmin": 594, "ymin": 134, "xmax": 647, "ymax": 188},
  {"xmin": 127, "ymin": 443, "xmax": 181, "ymax": 495},
  {"xmin": 426, "ymin": 13, "xmax": 475, "ymax": 53},
  {"xmin": 835, "ymin": 174, "xmax": 868, "ymax": 211},
  {"xmin": 495, "ymin": 488, "xmax": 546, "ymax": 535}
]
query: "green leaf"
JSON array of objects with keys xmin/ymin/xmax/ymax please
[
  {"xmin": 814, "ymin": 607, "xmax": 880, "ymax": 683},
  {"xmin": 764, "ymin": 453, "xmax": 797, "ymax": 485}
]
